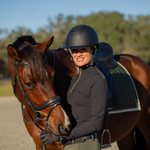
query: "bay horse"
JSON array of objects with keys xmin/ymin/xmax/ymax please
[
  {"xmin": 7, "ymin": 36, "xmax": 77, "ymax": 150},
  {"xmin": 8, "ymin": 36, "xmax": 150, "ymax": 150}
]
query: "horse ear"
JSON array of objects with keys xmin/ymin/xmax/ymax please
[
  {"xmin": 7, "ymin": 44, "xmax": 22, "ymax": 62},
  {"xmin": 37, "ymin": 36, "xmax": 54, "ymax": 54}
]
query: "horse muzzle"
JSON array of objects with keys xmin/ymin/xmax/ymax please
[{"xmin": 58, "ymin": 123, "xmax": 71, "ymax": 135}]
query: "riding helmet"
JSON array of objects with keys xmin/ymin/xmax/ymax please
[{"xmin": 63, "ymin": 25, "xmax": 99, "ymax": 49}]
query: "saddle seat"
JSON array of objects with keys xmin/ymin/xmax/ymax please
[{"xmin": 94, "ymin": 42, "xmax": 117, "ymax": 69}]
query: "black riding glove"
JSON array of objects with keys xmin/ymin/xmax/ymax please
[{"xmin": 40, "ymin": 130, "xmax": 62, "ymax": 146}]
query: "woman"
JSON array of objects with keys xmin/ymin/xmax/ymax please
[{"xmin": 40, "ymin": 25, "xmax": 108, "ymax": 150}]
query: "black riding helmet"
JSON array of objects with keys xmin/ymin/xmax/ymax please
[{"xmin": 63, "ymin": 25, "xmax": 99, "ymax": 49}]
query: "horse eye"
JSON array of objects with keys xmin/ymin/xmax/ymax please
[{"xmin": 25, "ymin": 82, "xmax": 34, "ymax": 89}]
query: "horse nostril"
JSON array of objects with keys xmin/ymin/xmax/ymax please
[
  {"xmin": 58, "ymin": 125, "xmax": 71, "ymax": 135},
  {"xmin": 58, "ymin": 125, "xmax": 65, "ymax": 134}
]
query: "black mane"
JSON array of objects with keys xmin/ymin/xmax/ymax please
[{"xmin": 12, "ymin": 35, "xmax": 37, "ymax": 50}]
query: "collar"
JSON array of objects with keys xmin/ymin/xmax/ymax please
[{"xmin": 80, "ymin": 61, "xmax": 95, "ymax": 70}]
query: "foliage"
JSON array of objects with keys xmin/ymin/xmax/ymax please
[
  {"xmin": 0, "ymin": 11, "xmax": 150, "ymax": 77},
  {"xmin": 0, "ymin": 57, "xmax": 9, "ymax": 77}
]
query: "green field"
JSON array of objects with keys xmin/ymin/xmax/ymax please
[{"xmin": 0, "ymin": 80, "xmax": 14, "ymax": 97}]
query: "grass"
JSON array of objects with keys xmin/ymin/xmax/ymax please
[{"xmin": 0, "ymin": 79, "xmax": 14, "ymax": 97}]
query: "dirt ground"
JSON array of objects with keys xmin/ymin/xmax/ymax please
[{"xmin": 0, "ymin": 96, "xmax": 119, "ymax": 150}]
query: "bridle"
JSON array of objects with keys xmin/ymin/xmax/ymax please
[{"xmin": 13, "ymin": 50, "xmax": 61, "ymax": 128}]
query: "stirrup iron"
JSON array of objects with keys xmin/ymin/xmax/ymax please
[{"xmin": 101, "ymin": 129, "xmax": 112, "ymax": 149}]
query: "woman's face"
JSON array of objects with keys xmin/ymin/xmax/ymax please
[{"xmin": 71, "ymin": 46, "xmax": 93, "ymax": 67}]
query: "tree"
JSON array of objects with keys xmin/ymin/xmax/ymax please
[
  {"xmin": 0, "ymin": 57, "xmax": 9, "ymax": 77},
  {"xmin": 1, "ymin": 11, "xmax": 150, "ymax": 77}
]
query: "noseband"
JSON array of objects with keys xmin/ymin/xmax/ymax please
[{"xmin": 13, "ymin": 51, "xmax": 61, "ymax": 126}]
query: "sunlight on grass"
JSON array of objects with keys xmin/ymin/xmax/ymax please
[{"xmin": 0, "ymin": 80, "xmax": 14, "ymax": 97}]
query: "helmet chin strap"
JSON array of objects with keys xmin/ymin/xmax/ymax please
[{"xmin": 67, "ymin": 49, "xmax": 95, "ymax": 70}]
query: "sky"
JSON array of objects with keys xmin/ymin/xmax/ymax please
[{"xmin": 0, "ymin": 0, "xmax": 150, "ymax": 34}]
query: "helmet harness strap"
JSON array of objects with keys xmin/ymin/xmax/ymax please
[{"xmin": 67, "ymin": 47, "xmax": 96, "ymax": 70}]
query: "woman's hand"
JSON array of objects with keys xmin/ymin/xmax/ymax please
[{"xmin": 40, "ymin": 130, "xmax": 61, "ymax": 145}]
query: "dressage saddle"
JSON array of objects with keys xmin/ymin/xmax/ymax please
[{"xmin": 94, "ymin": 42, "xmax": 117, "ymax": 107}]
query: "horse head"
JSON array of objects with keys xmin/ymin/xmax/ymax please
[{"xmin": 7, "ymin": 36, "xmax": 71, "ymax": 136}]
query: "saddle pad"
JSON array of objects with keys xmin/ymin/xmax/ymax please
[{"xmin": 108, "ymin": 62, "xmax": 141, "ymax": 114}]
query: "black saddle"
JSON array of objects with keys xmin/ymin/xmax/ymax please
[
  {"xmin": 94, "ymin": 42, "xmax": 117, "ymax": 107},
  {"xmin": 94, "ymin": 42, "xmax": 117, "ymax": 69}
]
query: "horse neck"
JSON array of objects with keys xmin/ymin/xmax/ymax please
[
  {"xmin": 54, "ymin": 48, "xmax": 78, "ymax": 78},
  {"xmin": 50, "ymin": 49, "xmax": 78, "ymax": 110},
  {"xmin": 46, "ymin": 48, "xmax": 78, "ymax": 77}
]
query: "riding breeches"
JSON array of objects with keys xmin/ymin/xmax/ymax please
[{"xmin": 63, "ymin": 138, "xmax": 101, "ymax": 150}]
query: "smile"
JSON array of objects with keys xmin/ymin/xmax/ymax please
[{"xmin": 76, "ymin": 58, "xmax": 84, "ymax": 61}]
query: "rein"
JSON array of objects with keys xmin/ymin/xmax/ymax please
[{"xmin": 13, "ymin": 51, "xmax": 61, "ymax": 127}]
